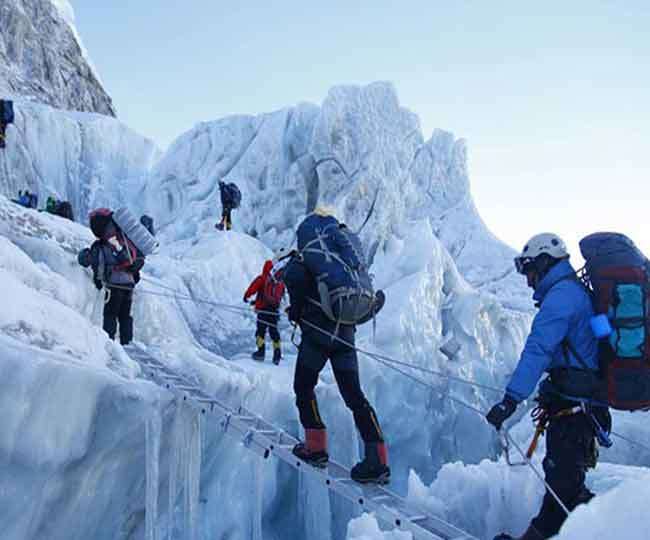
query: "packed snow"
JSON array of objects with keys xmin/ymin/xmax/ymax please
[{"xmin": 0, "ymin": 80, "xmax": 649, "ymax": 540}]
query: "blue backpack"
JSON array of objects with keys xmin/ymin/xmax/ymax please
[{"xmin": 296, "ymin": 214, "xmax": 378, "ymax": 325}]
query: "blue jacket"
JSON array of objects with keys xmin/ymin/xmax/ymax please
[{"xmin": 506, "ymin": 260, "xmax": 599, "ymax": 402}]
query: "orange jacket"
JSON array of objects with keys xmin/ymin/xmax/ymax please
[{"xmin": 244, "ymin": 260, "xmax": 285, "ymax": 310}]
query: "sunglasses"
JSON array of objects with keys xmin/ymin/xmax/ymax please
[{"xmin": 514, "ymin": 256, "xmax": 536, "ymax": 275}]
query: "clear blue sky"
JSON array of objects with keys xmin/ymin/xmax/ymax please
[{"xmin": 73, "ymin": 1, "xmax": 650, "ymax": 258}]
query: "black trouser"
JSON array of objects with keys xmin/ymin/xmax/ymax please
[
  {"xmin": 103, "ymin": 287, "xmax": 134, "ymax": 345},
  {"xmin": 221, "ymin": 206, "xmax": 232, "ymax": 230},
  {"xmin": 256, "ymin": 311, "xmax": 280, "ymax": 343},
  {"xmin": 531, "ymin": 406, "xmax": 611, "ymax": 538},
  {"xmin": 293, "ymin": 329, "xmax": 384, "ymax": 443}
]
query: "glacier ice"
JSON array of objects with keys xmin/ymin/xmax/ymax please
[{"xmin": 0, "ymin": 101, "xmax": 159, "ymax": 224}]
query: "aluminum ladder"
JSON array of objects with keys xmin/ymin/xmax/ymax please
[{"xmin": 125, "ymin": 343, "xmax": 477, "ymax": 540}]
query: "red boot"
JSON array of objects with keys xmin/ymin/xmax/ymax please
[{"xmin": 292, "ymin": 429, "xmax": 329, "ymax": 468}]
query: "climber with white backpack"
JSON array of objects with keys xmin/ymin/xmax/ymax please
[{"xmin": 283, "ymin": 207, "xmax": 389, "ymax": 484}]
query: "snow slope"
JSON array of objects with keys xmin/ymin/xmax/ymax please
[{"xmin": 0, "ymin": 194, "xmax": 532, "ymax": 539}]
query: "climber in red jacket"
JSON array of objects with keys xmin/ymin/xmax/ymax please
[{"xmin": 244, "ymin": 260, "xmax": 285, "ymax": 364}]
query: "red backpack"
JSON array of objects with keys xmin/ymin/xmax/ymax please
[
  {"xmin": 262, "ymin": 271, "xmax": 285, "ymax": 309},
  {"xmin": 580, "ymin": 232, "xmax": 650, "ymax": 411}
]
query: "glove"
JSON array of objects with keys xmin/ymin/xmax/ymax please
[
  {"xmin": 286, "ymin": 305, "xmax": 300, "ymax": 323},
  {"xmin": 243, "ymin": 296, "xmax": 248, "ymax": 303},
  {"xmin": 107, "ymin": 236, "xmax": 122, "ymax": 252},
  {"xmin": 485, "ymin": 395, "xmax": 518, "ymax": 431},
  {"xmin": 93, "ymin": 278, "xmax": 103, "ymax": 291}
]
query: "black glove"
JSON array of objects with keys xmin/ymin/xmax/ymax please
[
  {"xmin": 287, "ymin": 304, "xmax": 301, "ymax": 323},
  {"xmin": 93, "ymin": 278, "xmax": 103, "ymax": 291},
  {"xmin": 243, "ymin": 296, "xmax": 248, "ymax": 303},
  {"xmin": 486, "ymin": 395, "xmax": 518, "ymax": 431}
]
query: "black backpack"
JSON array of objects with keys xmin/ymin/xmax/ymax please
[
  {"xmin": 56, "ymin": 201, "xmax": 74, "ymax": 221},
  {"xmin": 0, "ymin": 99, "xmax": 14, "ymax": 124},
  {"xmin": 222, "ymin": 182, "xmax": 242, "ymax": 209}
]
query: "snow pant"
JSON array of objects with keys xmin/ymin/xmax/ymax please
[
  {"xmin": 531, "ymin": 406, "xmax": 611, "ymax": 538},
  {"xmin": 103, "ymin": 287, "xmax": 134, "ymax": 345},
  {"xmin": 293, "ymin": 329, "xmax": 384, "ymax": 444},
  {"xmin": 256, "ymin": 311, "xmax": 280, "ymax": 343}
]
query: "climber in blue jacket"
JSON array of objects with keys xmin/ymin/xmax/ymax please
[{"xmin": 486, "ymin": 233, "xmax": 610, "ymax": 540}]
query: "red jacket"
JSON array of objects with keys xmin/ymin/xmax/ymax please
[{"xmin": 244, "ymin": 260, "xmax": 285, "ymax": 310}]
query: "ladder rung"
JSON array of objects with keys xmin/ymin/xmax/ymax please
[
  {"xmin": 407, "ymin": 515, "xmax": 427, "ymax": 522},
  {"xmin": 255, "ymin": 430, "xmax": 278, "ymax": 436}
]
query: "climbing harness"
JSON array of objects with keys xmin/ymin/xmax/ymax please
[{"xmin": 522, "ymin": 404, "xmax": 583, "ymax": 461}]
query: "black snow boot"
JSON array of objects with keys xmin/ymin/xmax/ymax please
[
  {"xmin": 272, "ymin": 342, "xmax": 282, "ymax": 365},
  {"xmin": 351, "ymin": 442, "xmax": 391, "ymax": 484},
  {"xmin": 252, "ymin": 336, "xmax": 265, "ymax": 362},
  {"xmin": 252, "ymin": 346, "xmax": 265, "ymax": 362}
]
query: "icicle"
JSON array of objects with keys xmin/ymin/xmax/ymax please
[
  {"xmin": 167, "ymin": 400, "xmax": 184, "ymax": 540},
  {"xmin": 183, "ymin": 409, "xmax": 202, "ymax": 540},
  {"xmin": 145, "ymin": 399, "xmax": 162, "ymax": 540},
  {"xmin": 297, "ymin": 425, "xmax": 332, "ymax": 540},
  {"xmin": 251, "ymin": 456, "xmax": 263, "ymax": 540}
]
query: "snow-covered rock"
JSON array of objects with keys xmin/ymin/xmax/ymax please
[{"xmin": 0, "ymin": 0, "xmax": 115, "ymax": 116}]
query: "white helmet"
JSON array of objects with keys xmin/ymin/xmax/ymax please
[{"xmin": 515, "ymin": 233, "xmax": 569, "ymax": 273}]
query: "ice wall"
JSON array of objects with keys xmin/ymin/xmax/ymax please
[
  {"xmin": 144, "ymin": 82, "xmax": 529, "ymax": 307},
  {"xmin": 0, "ymin": 100, "xmax": 160, "ymax": 223}
]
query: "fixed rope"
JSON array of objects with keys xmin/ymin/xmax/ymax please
[{"xmin": 107, "ymin": 278, "xmax": 650, "ymax": 517}]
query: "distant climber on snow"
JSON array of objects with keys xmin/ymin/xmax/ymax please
[
  {"xmin": 12, "ymin": 189, "xmax": 38, "ymax": 209},
  {"xmin": 283, "ymin": 207, "xmax": 388, "ymax": 484},
  {"xmin": 140, "ymin": 214, "xmax": 155, "ymax": 236},
  {"xmin": 0, "ymin": 98, "xmax": 14, "ymax": 149},
  {"xmin": 244, "ymin": 258, "xmax": 285, "ymax": 365},
  {"xmin": 45, "ymin": 196, "xmax": 75, "ymax": 221},
  {"xmin": 486, "ymin": 233, "xmax": 611, "ymax": 540},
  {"xmin": 215, "ymin": 180, "xmax": 241, "ymax": 231}
]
